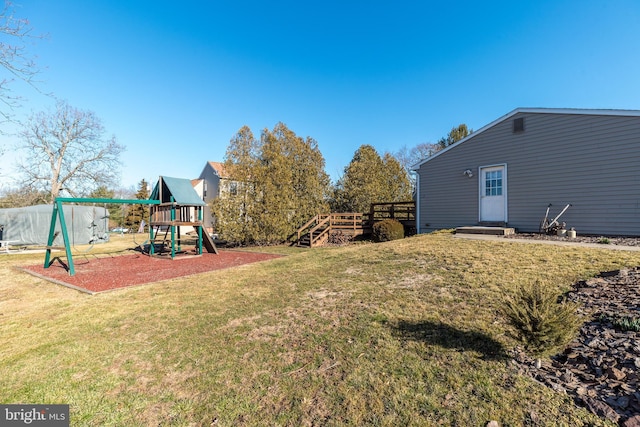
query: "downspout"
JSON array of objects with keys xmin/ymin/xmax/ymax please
[{"xmin": 414, "ymin": 169, "xmax": 421, "ymax": 234}]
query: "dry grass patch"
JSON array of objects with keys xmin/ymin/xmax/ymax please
[{"xmin": 1, "ymin": 231, "xmax": 637, "ymax": 425}]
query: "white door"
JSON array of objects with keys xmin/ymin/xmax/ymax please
[{"xmin": 480, "ymin": 165, "xmax": 506, "ymax": 223}]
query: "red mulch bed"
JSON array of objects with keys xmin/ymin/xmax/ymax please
[{"xmin": 20, "ymin": 250, "xmax": 282, "ymax": 294}]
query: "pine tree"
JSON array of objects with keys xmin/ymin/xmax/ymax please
[
  {"xmin": 212, "ymin": 124, "xmax": 331, "ymax": 245},
  {"xmin": 88, "ymin": 186, "xmax": 120, "ymax": 229},
  {"xmin": 124, "ymin": 179, "xmax": 150, "ymax": 231},
  {"xmin": 210, "ymin": 126, "xmax": 261, "ymax": 245},
  {"xmin": 437, "ymin": 123, "xmax": 472, "ymax": 150},
  {"xmin": 258, "ymin": 123, "xmax": 331, "ymax": 243},
  {"xmin": 381, "ymin": 153, "xmax": 413, "ymax": 201},
  {"xmin": 332, "ymin": 145, "xmax": 412, "ymax": 213}
]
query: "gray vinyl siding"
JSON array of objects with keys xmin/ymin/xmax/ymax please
[
  {"xmin": 198, "ymin": 164, "xmax": 222, "ymax": 229},
  {"xmin": 417, "ymin": 112, "xmax": 640, "ymax": 236},
  {"xmin": 198, "ymin": 164, "xmax": 222, "ymax": 202}
]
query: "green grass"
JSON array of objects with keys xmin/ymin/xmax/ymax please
[{"xmin": 1, "ymin": 231, "xmax": 637, "ymax": 426}]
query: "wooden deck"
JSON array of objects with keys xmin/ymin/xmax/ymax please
[{"xmin": 293, "ymin": 201, "xmax": 416, "ymax": 247}]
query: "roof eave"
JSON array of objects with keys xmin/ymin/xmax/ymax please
[{"xmin": 412, "ymin": 107, "xmax": 640, "ymax": 172}]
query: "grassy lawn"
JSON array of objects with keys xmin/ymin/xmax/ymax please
[{"xmin": 1, "ymin": 231, "xmax": 637, "ymax": 426}]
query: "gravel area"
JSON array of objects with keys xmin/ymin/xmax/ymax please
[{"xmin": 504, "ymin": 233, "xmax": 640, "ymax": 247}]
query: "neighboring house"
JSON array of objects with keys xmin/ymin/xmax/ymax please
[
  {"xmin": 413, "ymin": 108, "xmax": 640, "ymax": 236},
  {"xmin": 191, "ymin": 178, "xmax": 205, "ymax": 203},
  {"xmin": 196, "ymin": 161, "xmax": 233, "ymax": 231}
]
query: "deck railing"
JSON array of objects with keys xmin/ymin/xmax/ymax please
[
  {"xmin": 364, "ymin": 201, "xmax": 416, "ymax": 225},
  {"xmin": 294, "ymin": 212, "xmax": 369, "ymax": 247},
  {"xmin": 293, "ymin": 202, "xmax": 416, "ymax": 247}
]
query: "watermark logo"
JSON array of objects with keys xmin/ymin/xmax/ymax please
[{"xmin": 1, "ymin": 405, "xmax": 69, "ymax": 426}]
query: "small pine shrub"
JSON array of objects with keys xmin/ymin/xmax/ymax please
[
  {"xmin": 501, "ymin": 280, "xmax": 582, "ymax": 357},
  {"xmin": 372, "ymin": 219, "xmax": 405, "ymax": 242},
  {"xmin": 597, "ymin": 237, "xmax": 611, "ymax": 244}
]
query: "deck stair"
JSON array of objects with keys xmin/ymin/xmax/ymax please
[
  {"xmin": 293, "ymin": 213, "xmax": 368, "ymax": 247},
  {"xmin": 289, "ymin": 201, "xmax": 416, "ymax": 248},
  {"xmin": 293, "ymin": 201, "xmax": 417, "ymax": 248}
]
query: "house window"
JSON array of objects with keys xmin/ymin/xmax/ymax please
[
  {"xmin": 485, "ymin": 170, "xmax": 503, "ymax": 196},
  {"xmin": 513, "ymin": 117, "xmax": 525, "ymax": 133},
  {"xmin": 229, "ymin": 182, "xmax": 238, "ymax": 196}
]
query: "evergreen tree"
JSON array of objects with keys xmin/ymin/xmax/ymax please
[
  {"xmin": 437, "ymin": 123, "xmax": 471, "ymax": 150},
  {"xmin": 212, "ymin": 123, "xmax": 331, "ymax": 245},
  {"xmin": 381, "ymin": 153, "xmax": 413, "ymax": 202},
  {"xmin": 258, "ymin": 123, "xmax": 330, "ymax": 243},
  {"xmin": 87, "ymin": 186, "xmax": 121, "ymax": 229},
  {"xmin": 124, "ymin": 179, "xmax": 150, "ymax": 231},
  {"xmin": 332, "ymin": 145, "xmax": 412, "ymax": 213},
  {"xmin": 211, "ymin": 126, "xmax": 261, "ymax": 245}
]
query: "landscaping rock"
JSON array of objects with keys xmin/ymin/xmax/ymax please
[
  {"xmin": 504, "ymin": 233, "xmax": 640, "ymax": 247},
  {"xmin": 623, "ymin": 415, "xmax": 640, "ymax": 427},
  {"xmin": 510, "ymin": 267, "xmax": 640, "ymax": 425},
  {"xmin": 581, "ymin": 396, "xmax": 620, "ymax": 424}
]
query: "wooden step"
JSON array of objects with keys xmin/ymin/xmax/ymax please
[{"xmin": 455, "ymin": 226, "xmax": 515, "ymax": 236}]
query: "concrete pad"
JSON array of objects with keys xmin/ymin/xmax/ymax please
[{"xmin": 455, "ymin": 226, "xmax": 516, "ymax": 236}]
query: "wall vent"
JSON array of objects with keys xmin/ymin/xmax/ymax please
[{"xmin": 513, "ymin": 117, "xmax": 525, "ymax": 133}]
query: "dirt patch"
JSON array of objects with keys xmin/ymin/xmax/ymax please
[{"xmin": 19, "ymin": 251, "xmax": 282, "ymax": 294}]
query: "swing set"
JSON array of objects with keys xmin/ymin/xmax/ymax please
[
  {"xmin": 44, "ymin": 176, "xmax": 219, "ymax": 276},
  {"xmin": 44, "ymin": 186, "xmax": 218, "ymax": 276},
  {"xmin": 44, "ymin": 197, "xmax": 160, "ymax": 276}
]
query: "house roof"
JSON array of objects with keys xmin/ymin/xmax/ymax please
[
  {"xmin": 150, "ymin": 176, "xmax": 206, "ymax": 206},
  {"xmin": 208, "ymin": 161, "xmax": 228, "ymax": 178},
  {"xmin": 412, "ymin": 107, "xmax": 640, "ymax": 171}
]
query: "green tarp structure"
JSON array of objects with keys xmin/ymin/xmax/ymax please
[{"xmin": 0, "ymin": 204, "xmax": 109, "ymax": 246}]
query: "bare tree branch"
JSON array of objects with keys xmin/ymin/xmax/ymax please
[
  {"xmin": 16, "ymin": 100, "xmax": 125, "ymax": 199},
  {"xmin": 0, "ymin": 1, "xmax": 45, "ymax": 125}
]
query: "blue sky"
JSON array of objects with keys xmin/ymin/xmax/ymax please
[{"xmin": 2, "ymin": 0, "xmax": 640, "ymax": 190}]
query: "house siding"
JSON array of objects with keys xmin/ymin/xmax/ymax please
[
  {"xmin": 198, "ymin": 164, "xmax": 223, "ymax": 201},
  {"xmin": 198, "ymin": 163, "xmax": 224, "ymax": 230},
  {"xmin": 417, "ymin": 111, "xmax": 640, "ymax": 236}
]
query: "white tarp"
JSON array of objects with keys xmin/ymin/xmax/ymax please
[{"xmin": 0, "ymin": 204, "xmax": 110, "ymax": 246}]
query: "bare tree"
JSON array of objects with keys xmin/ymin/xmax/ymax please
[
  {"xmin": 0, "ymin": 1, "xmax": 43, "ymax": 163},
  {"xmin": 0, "ymin": 184, "xmax": 49, "ymax": 208},
  {"xmin": 0, "ymin": 1, "xmax": 42, "ymax": 123},
  {"xmin": 16, "ymin": 100, "xmax": 125, "ymax": 199},
  {"xmin": 394, "ymin": 142, "xmax": 439, "ymax": 172}
]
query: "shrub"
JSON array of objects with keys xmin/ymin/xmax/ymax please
[
  {"xmin": 501, "ymin": 280, "xmax": 582, "ymax": 357},
  {"xmin": 600, "ymin": 314, "xmax": 640, "ymax": 332},
  {"xmin": 372, "ymin": 219, "xmax": 404, "ymax": 242}
]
